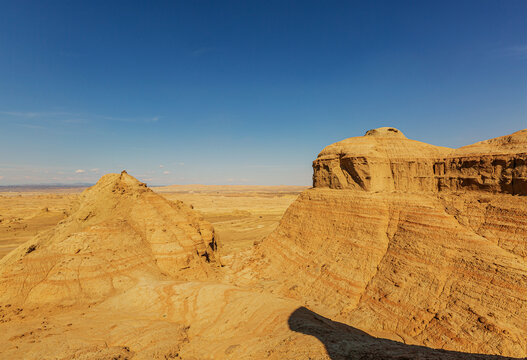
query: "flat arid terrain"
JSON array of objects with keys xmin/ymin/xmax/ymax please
[
  {"xmin": 0, "ymin": 185, "xmax": 305, "ymax": 260},
  {"xmin": 154, "ymin": 185, "xmax": 308, "ymax": 256},
  {"xmin": 0, "ymin": 127, "xmax": 526, "ymax": 359},
  {"xmin": 0, "ymin": 190, "xmax": 80, "ymax": 259}
]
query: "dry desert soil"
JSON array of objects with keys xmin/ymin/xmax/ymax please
[{"xmin": 0, "ymin": 185, "xmax": 305, "ymax": 263}]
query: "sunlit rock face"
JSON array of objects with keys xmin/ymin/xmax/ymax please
[
  {"xmin": 313, "ymin": 127, "xmax": 527, "ymax": 195},
  {"xmin": 0, "ymin": 171, "xmax": 220, "ymax": 306},
  {"xmin": 250, "ymin": 128, "xmax": 527, "ymax": 357}
]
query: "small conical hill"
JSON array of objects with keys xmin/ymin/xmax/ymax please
[{"xmin": 0, "ymin": 171, "xmax": 219, "ymax": 305}]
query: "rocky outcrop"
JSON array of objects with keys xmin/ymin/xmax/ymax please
[
  {"xmin": 313, "ymin": 127, "xmax": 527, "ymax": 195},
  {"xmin": 0, "ymin": 171, "xmax": 220, "ymax": 305},
  {"xmin": 249, "ymin": 128, "xmax": 527, "ymax": 358}
]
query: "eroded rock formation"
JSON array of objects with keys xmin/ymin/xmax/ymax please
[
  {"xmin": 1, "ymin": 130, "xmax": 526, "ymax": 359},
  {"xmin": 249, "ymin": 128, "xmax": 527, "ymax": 358},
  {"xmin": 313, "ymin": 127, "xmax": 527, "ymax": 195},
  {"xmin": 0, "ymin": 171, "xmax": 220, "ymax": 305}
]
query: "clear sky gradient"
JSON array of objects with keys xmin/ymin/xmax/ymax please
[{"xmin": 1, "ymin": 1, "xmax": 526, "ymax": 185}]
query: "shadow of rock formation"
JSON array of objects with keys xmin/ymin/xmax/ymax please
[{"xmin": 288, "ymin": 307, "xmax": 523, "ymax": 360}]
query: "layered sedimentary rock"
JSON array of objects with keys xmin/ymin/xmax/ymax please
[
  {"xmin": 2, "ymin": 130, "xmax": 527, "ymax": 359},
  {"xmin": 313, "ymin": 127, "xmax": 527, "ymax": 195},
  {"xmin": 250, "ymin": 128, "xmax": 527, "ymax": 358},
  {"xmin": 0, "ymin": 171, "xmax": 219, "ymax": 305},
  {"xmin": 2, "ymin": 281, "xmax": 506, "ymax": 360}
]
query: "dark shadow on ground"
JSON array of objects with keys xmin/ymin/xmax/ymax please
[{"xmin": 288, "ymin": 307, "xmax": 523, "ymax": 360}]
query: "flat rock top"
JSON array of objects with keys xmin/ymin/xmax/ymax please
[
  {"xmin": 318, "ymin": 127, "xmax": 527, "ymax": 159},
  {"xmin": 364, "ymin": 127, "xmax": 407, "ymax": 138},
  {"xmin": 318, "ymin": 127, "xmax": 451, "ymax": 159},
  {"xmin": 456, "ymin": 128, "xmax": 527, "ymax": 155}
]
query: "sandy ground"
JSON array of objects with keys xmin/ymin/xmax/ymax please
[
  {"xmin": 0, "ymin": 193, "xmax": 77, "ymax": 259},
  {"xmin": 155, "ymin": 185, "xmax": 307, "ymax": 255},
  {"xmin": 0, "ymin": 180, "xmax": 313, "ymax": 360},
  {"xmin": 0, "ymin": 185, "xmax": 307, "ymax": 260}
]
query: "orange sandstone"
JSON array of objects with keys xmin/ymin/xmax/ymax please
[{"xmin": 248, "ymin": 127, "xmax": 527, "ymax": 357}]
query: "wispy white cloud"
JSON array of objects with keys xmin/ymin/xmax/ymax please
[
  {"xmin": 163, "ymin": 170, "xmax": 170, "ymax": 175},
  {"xmin": 0, "ymin": 164, "xmax": 102, "ymax": 185},
  {"xmin": 91, "ymin": 113, "xmax": 161, "ymax": 124},
  {"xmin": 159, "ymin": 164, "xmax": 164, "ymax": 168},
  {"xmin": 59, "ymin": 50, "xmax": 83, "ymax": 58},
  {"xmin": 0, "ymin": 111, "xmax": 77, "ymax": 118},
  {"xmin": 500, "ymin": 45, "xmax": 527, "ymax": 58},
  {"xmin": 90, "ymin": 168, "xmax": 99, "ymax": 173},
  {"xmin": 19, "ymin": 123, "xmax": 46, "ymax": 130},
  {"xmin": 62, "ymin": 118, "xmax": 88, "ymax": 124},
  {"xmin": 191, "ymin": 47, "xmax": 215, "ymax": 57},
  {"xmin": 1, "ymin": 111, "xmax": 40, "ymax": 118},
  {"xmin": 0, "ymin": 110, "xmax": 161, "ymax": 125}
]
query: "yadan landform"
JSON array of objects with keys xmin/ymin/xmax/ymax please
[{"xmin": 1, "ymin": 127, "xmax": 526, "ymax": 359}]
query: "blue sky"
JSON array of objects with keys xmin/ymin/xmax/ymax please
[{"xmin": 1, "ymin": 1, "xmax": 526, "ymax": 185}]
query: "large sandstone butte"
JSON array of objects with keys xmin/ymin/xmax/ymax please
[
  {"xmin": 0, "ymin": 171, "xmax": 220, "ymax": 305},
  {"xmin": 313, "ymin": 127, "xmax": 527, "ymax": 194},
  {"xmin": 248, "ymin": 127, "xmax": 527, "ymax": 358}
]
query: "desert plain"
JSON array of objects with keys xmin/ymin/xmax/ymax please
[
  {"xmin": 0, "ymin": 185, "xmax": 305, "ymax": 262},
  {"xmin": 0, "ymin": 127, "xmax": 526, "ymax": 359}
]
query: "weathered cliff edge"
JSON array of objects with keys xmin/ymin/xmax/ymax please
[
  {"xmin": 249, "ymin": 128, "xmax": 527, "ymax": 357},
  {"xmin": 313, "ymin": 127, "xmax": 527, "ymax": 195}
]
